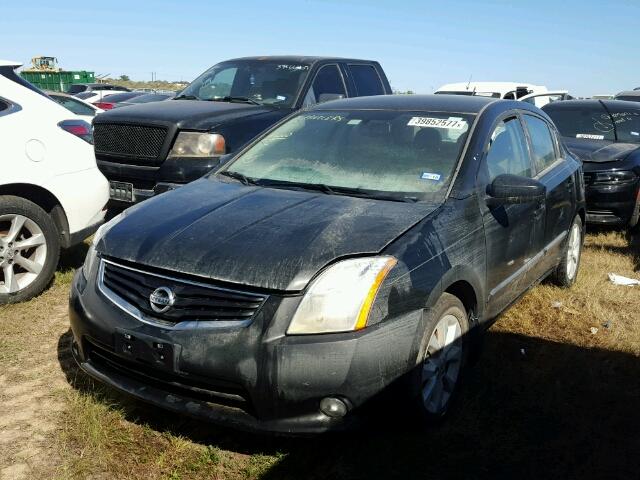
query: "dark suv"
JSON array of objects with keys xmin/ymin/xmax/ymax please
[
  {"xmin": 92, "ymin": 56, "xmax": 391, "ymax": 205},
  {"xmin": 70, "ymin": 95, "xmax": 585, "ymax": 434}
]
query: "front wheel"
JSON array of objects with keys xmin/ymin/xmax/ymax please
[
  {"xmin": 410, "ymin": 293, "xmax": 469, "ymax": 423},
  {"xmin": 551, "ymin": 214, "xmax": 583, "ymax": 288},
  {"xmin": 0, "ymin": 196, "xmax": 60, "ymax": 304}
]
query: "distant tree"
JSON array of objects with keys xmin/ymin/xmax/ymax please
[{"xmin": 119, "ymin": 74, "xmax": 130, "ymax": 81}]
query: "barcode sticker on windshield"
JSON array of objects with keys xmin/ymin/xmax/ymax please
[
  {"xmin": 576, "ymin": 134, "xmax": 604, "ymax": 140},
  {"xmin": 408, "ymin": 117, "xmax": 467, "ymax": 129}
]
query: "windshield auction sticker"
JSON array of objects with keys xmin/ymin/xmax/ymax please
[
  {"xmin": 408, "ymin": 117, "xmax": 467, "ymax": 129},
  {"xmin": 576, "ymin": 134, "xmax": 605, "ymax": 140}
]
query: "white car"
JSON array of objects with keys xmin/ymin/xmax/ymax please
[
  {"xmin": 0, "ymin": 60, "xmax": 109, "ymax": 303},
  {"xmin": 435, "ymin": 82, "xmax": 549, "ymax": 99},
  {"xmin": 75, "ymin": 89, "xmax": 129, "ymax": 105},
  {"xmin": 45, "ymin": 90, "xmax": 104, "ymax": 122}
]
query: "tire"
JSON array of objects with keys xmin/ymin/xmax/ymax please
[
  {"xmin": 628, "ymin": 191, "xmax": 640, "ymax": 231},
  {"xmin": 0, "ymin": 195, "xmax": 60, "ymax": 304},
  {"xmin": 551, "ymin": 214, "xmax": 583, "ymax": 288},
  {"xmin": 409, "ymin": 292, "xmax": 470, "ymax": 424}
]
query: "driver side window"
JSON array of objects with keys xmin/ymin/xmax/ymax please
[
  {"xmin": 302, "ymin": 65, "xmax": 346, "ymax": 107},
  {"xmin": 486, "ymin": 117, "xmax": 532, "ymax": 181}
]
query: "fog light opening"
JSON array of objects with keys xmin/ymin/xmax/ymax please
[{"xmin": 319, "ymin": 397, "xmax": 348, "ymax": 418}]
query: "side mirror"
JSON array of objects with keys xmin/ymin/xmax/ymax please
[
  {"xmin": 318, "ymin": 93, "xmax": 345, "ymax": 104},
  {"xmin": 486, "ymin": 174, "xmax": 546, "ymax": 206}
]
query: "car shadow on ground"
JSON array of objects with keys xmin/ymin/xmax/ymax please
[{"xmin": 57, "ymin": 327, "xmax": 640, "ymax": 480}]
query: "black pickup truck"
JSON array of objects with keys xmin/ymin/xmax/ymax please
[{"xmin": 93, "ymin": 56, "xmax": 391, "ymax": 204}]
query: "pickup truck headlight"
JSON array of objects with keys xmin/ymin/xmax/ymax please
[
  {"xmin": 287, "ymin": 256, "xmax": 397, "ymax": 335},
  {"xmin": 168, "ymin": 132, "xmax": 225, "ymax": 158}
]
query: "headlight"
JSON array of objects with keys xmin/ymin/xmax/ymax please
[
  {"xmin": 168, "ymin": 132, "xmax": 225, "ymax": 158},
  {"xmin": 592, "ymin": 170, "xmax": 636, "ymax": 185},
  {"xmin": 81, "ymin": 209, "xmax": 130, "ymax": 278},
  {"xmin": 287, "ymin": 256, "xmax": 397, "ymax": 335}
]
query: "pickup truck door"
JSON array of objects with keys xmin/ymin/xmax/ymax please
[
  {"xmin": 479, "ymin": 115, "xmax": 545, "ymax": 318},
  {"xmin": 521, "ymin": 114, "xmax": 576, "ymax": 277}
]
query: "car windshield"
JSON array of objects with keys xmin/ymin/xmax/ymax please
[
  {"xmin": 544, "ymin": 104, "xmax": 616, "ymax": 142},
  {"xmin": 67, "ymin": 84, "xmax": 86, "ymax": 94},
  {"xmin": 219, "ymin": 109, "xmax": 474, "ymax": 202},
  {"xmin": 605, "ymin": 104, "xmax": 640, "ymax": 143},
  {"xmin": 75, "ymin": 92, "xmax": 95, "ymax": 100},
  {"xmin": 178, "ymin": 60, "xmax": 311, "ymax": 107},
  {"xmin": 127, "ymin": 93, "xmax": 172, "ymax": 103}
]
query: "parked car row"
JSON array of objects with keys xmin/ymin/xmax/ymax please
[
  {"xmin": 2, "ymin": 54, "xmax": 637, "ymax": 435},
  {"xmin": 0, "ymin": 60, "xmax": 109, "ymax": 303}
]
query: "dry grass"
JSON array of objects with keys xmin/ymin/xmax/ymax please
[{"xmin": 1, "ymin": 230, "xmax": 639, "ymax": 480}]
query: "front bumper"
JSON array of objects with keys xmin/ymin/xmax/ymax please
[
  {"xmin": 98, "ymin": 156, "xmax": 222, "ymax": 205},
  {"xmin": 69, "ymin": 268, "xmax": 424, "ymax": 434},
  {"xmin": 585, "ymin": 180, "xmax": 640, "ymax": 225}
]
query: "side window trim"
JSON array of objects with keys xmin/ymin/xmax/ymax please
[
  {"xmin": 346, "ymin": 63, "xmax": 385, "ymax": 96},
  {"xmin": 0, "ymin": 97, "xmax": 22, "ymax": 118}
]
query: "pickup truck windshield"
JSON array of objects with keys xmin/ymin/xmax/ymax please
[
  {"xmin": 221, "ymin": 109, "xmax": 474, "ymax": 202},
  {"xmin": 179, "ymin": 60, "xmax": 311, "ymax": 107}
]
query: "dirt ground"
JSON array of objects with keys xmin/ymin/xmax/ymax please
[{"xmin": 0, "ymin": 230, "xmax": 639, "ymax": 480}]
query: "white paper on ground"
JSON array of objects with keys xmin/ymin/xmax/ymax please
[{"xmin": 608, "ymin": 273, "xmax": 640, "ymax": 286}]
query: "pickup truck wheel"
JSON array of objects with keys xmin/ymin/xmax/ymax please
[
  {"xmin": 0, "ymin": 196, "xmax": 60, "ymax": 304},
  {"xmin": 411, "ymin": 293, "xmax": 469, "ymax": 424},
  {"xmin": 551, "ymin": 215, "xmax": 583, "ymax": 288}
]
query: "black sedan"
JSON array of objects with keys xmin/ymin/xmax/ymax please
[
  {"xmin": 69, "ymin": 95, "xmax": 585, "ymax": 433},
  {"xmin": 543, "ymin": 100, "xmax": 640, "ymax": 228}
]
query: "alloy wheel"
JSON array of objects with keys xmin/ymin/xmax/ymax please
[
  {"xmin": 0, "ymin": 214, "xmax": 48, "ymax": 294},
  {"xmin": 566, "ymin": 222, "xmax": 581, "ymax": 281},
  {"xmin": 421, "ymin": 313, "xmax": 463, "ymax": 415}
]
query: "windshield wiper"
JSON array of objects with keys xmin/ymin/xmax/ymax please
[
  {"xmin": 174, "ymin": 94, "xmax": 198, "ymax": 100},
  {"xmin": 210, "ymin": 96, "xmax": 261, "ymax": 106},
  {"xmin": 256, "ymin": 180, "xmax": 418, "ymax": 202},
  {"xmin": 217, "ymin": 170, "xmax": 258, "ymax": 185}
]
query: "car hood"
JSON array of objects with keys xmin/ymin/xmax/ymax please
[
  {"xmin": 98, "ymin": 178, "xmax": 439, "ymax": 292},
  {"xmin": 93, "ymin": 99, "xmax": 284, "ymax": 130},
  {"xmin": 563, "ymin": 137, "xmax": 640, "ymax": 163}
]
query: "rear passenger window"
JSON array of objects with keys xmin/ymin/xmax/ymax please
[
  {"xmin": 523, "ymin": 115, "xmax": 557, "ymax": 173},
  {"xmin": 302, "ymin": 65, "xmax": 346, "ymax": 107},
  {"xmin": 348, "ymin": 64, "xmax": 384, "ymax": 96},
  {"xmin": 486, "ymin": 117, "xmax": 532, "ymax": 181}
]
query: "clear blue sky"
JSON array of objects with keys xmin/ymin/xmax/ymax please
[{"xmin": 2, "ymin": 0, "xmax": 639, "ymax": 97}]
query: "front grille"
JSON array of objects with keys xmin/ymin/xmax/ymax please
[
  {"xmin": 100, "ymin": 259, "xmax": 267, "ymax": 325},
  {"xmin": 94, "ymin": 123, "xmax": 167, "ymax": 164},
  {"xmin": 85, "ymin": 339, "xmax": 252, "ymax": 410}
]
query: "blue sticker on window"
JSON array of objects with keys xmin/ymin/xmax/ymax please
[{"xmin": 420, "ymin": 172, "xmax": 441, "ymax": 181}]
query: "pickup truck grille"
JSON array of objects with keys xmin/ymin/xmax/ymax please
[
  {"xmin": 99, "ymin": 259, "xmax": 267, "ymax": 325},
  {"xmin": 94, "ymin": 123, "xmax": 167, "ymax": 165}
]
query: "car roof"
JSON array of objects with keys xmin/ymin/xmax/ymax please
[
  {"xmin": 437, "ymin": 81, "xmax": 545, "ymax": 92},
  {"xmin": 0, "ymin": 59, "xmax": 22, "ymax": 68},
  {"xmin": 224, "ymin": 55, "xmax": 378, "ymax": 65},
  {"xmin": 543, "ymin": 99, "xmax": 640, "ymax": 110},
  {"xmin": 615, "ymin": 90, "xmax": 640, "ymax": 98},
  {"xmin": 311, "ymin": 94, "xmax": 498, "ymax": 114}
]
